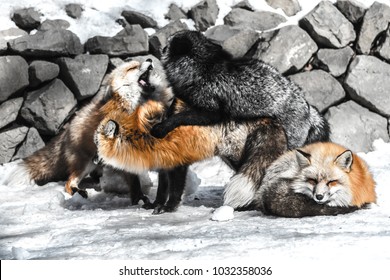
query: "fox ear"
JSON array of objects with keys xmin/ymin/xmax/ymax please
[
  {"xmin": 169, "ymin": 35, "xmax": 192, "ymax": 57},
  {"xmin": 295, "ymin": 149, "xmax": 311, "ymax": 168},
  {"xmin": 335, "ymin": 150, "xmax": 353, "ymax": 172}
]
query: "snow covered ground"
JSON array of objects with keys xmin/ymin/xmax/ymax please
[
  {"xmin": 1, "ymin": 139, "xmax": 390, "ymax": 261},
  {"xmin": 1, "ymin": 1, "xmax": 390, "ymax": 278}
]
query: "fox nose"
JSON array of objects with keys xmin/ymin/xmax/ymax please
[
  {"xmin": 145, "ymin": 58, "xmax": 154, "ymax": 70},
  {"xmin": 315, "ymin": 194, "xmax": 324, "ymax": 201}
]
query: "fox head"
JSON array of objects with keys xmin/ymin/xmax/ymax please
[
  {"xmin": 291, "ymin": 148, "xmax": 354, "ymax": 207},
  {"xmin": 161, "ymin": 30, "xmax": 233, "ymax": 72},
  {"xmin": 108, "ymin": 58, "xmax": 173, "ymax": 112}
]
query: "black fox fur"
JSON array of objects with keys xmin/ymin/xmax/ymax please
[{"xmin": 152, "ymin": 30, "xmax": 329, "ymax": 149}]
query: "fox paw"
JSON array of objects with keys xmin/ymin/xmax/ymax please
[
  {"xmin": 71, "ymin": 187, "xmax": 88, "ymax": 199},
  {"xmin": 152, "ymin": 204, "xmax": 178, "ymax": 215},
  {"xmin": 131, "ymin": 195, "xmax": 150, "ymax": 206},
  {"xmin": 142, "ymin": 201, "xmax": 156, "ymax": 210}
]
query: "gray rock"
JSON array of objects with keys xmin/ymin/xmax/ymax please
[
  {"xmin": 265, "ymin": 0, "xmax": 301, "ymax": 17},
  {"xmin": 0, "ymin": 27, "xmax": 28, "ymax": 40},
  {"xmin": 12, "ymin": 127, "xmax": 45, "ymax": 160},
  {"xmin": 21, "ymin": 79, "xmax": 77, "ymax": 135},
  {"xmin": 1, "ymin": 28, "xmax": 28, "ymax": 53},
  {"xmin": 0, "ymin": 126, "xmax": 29, "ymax": 164},
  {"xmin": 1, "ymin": 28, "xmax": 27, "ymax": 52},
  {"xmin": 246, "ymin": 30, "xmax": 277, "ymax": 56},
  {"xmin": 85, "ymin": 25, "xmax": 148, "ymax": 57},
  {"xmin": 253, "ymin": 25, "xmax": 317, "ymax": 74},
  {"xmin": 344, "ymin": 55, "xmax": 390, "ymax": 117},
  {"xmin": 65, "ymin": 4, "xmax": 83, "ymax": 19},
  {"xmin": 232, "ymin": 0, "xmax": 254, "ymax": 11},
  {"xmin": 0, "ymin": 38, "xmax": 7, "ymax": 53},
  {"xmin": 299, "ymin": 1, "xmax": 356, "ymax": 48},
  {"xmin": 325, "ymin": 101, "xmax": 389, "ymax": 152},
  {"xmin": 121, "ymin": 10, "xmax": 157, "ymax": 28},
  {"xmin": 149, "ymin": 20, "xmax": 188, "ymax": 58},
  {"xmin": 376, "ymin": 28, "xmax": 390, "ymax": 62},
  {"xmin": 0, "ymin": 56, "xmax": 29, "ymax": 102},
  {"xmin": 38, "ymin": 19, "xmax": 70, "ymax": 31},
  {"xmin": 165, "ymin": 3, "xmax": 187, "ymax": 21},
  {"xmin": 289, "ymin": 70, "xmax": 345, "ymax": 112},
  {"xmin": 313, "ymin": 46, "xmax": 355, "ymax": 77},
  {"xmin": 11, "ymin": 8, "xmax": 41, "ymax": 31},
  {"xmin": 205, "ymin": 25, "xmax": 259, "ymax": 58},
  {"xmin": 9, "ymin": 29, "xmax": 83, "ymax": 57},
  {"xmin": 58, "ymin": 54, "xmax": 109, "ymax": 100},
  {"xmin": 335, "ymin": 0, "xmax": 366, "ymax": 24},
  {"xmin": 29, "ymin": 60, "xmax": 60, "ymax": 88},
  {"xmin": 356, "ymin": 2, "xmax": 390, "ymax": 54},
  {"xmin": 0, "ymin": 98, "xmax": 24, "ymax": 130},
  {"xmin": 189, "ymin": 0, "xmax": 219, "ymax": 31},
  {"xmin": 224, "ymin": 8, "xmax": 286, "ymax": 31}
]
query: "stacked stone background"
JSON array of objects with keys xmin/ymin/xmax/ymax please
[{"xmin": 1, "ymin": 0, "xmax": 390, "ymax": 165}]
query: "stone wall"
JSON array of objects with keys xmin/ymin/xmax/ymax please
[{"xmin": 1, "ymin": 0, "xmax": 390, "ymax": 164}]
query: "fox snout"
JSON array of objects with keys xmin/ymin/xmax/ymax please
[{"xmin": 313, "ymin": 183, "xmax": 330, "ymax": 204}]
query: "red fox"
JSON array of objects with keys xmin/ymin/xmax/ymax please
[
  {"xmin": 4, "ymin": 59, "xmax": 168, "ymax": 203},
  {"xmin": 254, "ymin": 142, "xmax": 377, "ymax": 217}
]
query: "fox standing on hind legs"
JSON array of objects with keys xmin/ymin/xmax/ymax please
[
  {"xmin": 95, "ymin": 82, "xmax": 288, "ymax": 213},
  {"xmin": 151, "ymin": 30, "xmax": 329, "ymax": 149},
  {"xmin": 5, "ymin": 59, "xmax": 163, "ymax": 203}
]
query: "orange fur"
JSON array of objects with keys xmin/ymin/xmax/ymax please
[
  {"xmin": 97, "ymin": 93, "xmax": 221, "ymax": 173},
  {"xmin": 303, "ymin": 142, "xmax": 376, "ymax": 207}
]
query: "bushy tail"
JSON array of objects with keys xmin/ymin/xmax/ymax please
[
  {"xmin": 5, "ymin": 132, "xmax": 68, "ymax": 187},
  {"xmin": 305, "ymin": 105, "xmax": 330, "ymax": 144}
]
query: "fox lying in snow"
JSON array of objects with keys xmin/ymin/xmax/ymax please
[{"xmin": 254, "ymin": 142, "xmax": 377, "ymax": 217}]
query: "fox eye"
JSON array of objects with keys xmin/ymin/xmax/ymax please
[
  {"xmin": 327, "ymin": 180, "xmax": 338, "ymax": 187},
  {"xmin": 307, "ymin": 178, "xmax": 317, "ymax": 185}
]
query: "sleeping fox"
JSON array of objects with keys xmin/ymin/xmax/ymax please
[{"xmin": 254, "ymin": 142, "xmax": 377, "ymax": 217}]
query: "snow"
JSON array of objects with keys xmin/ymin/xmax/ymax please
[
  {"xmin": 1, "ymin": 0, "xmax": 390, "ymax": 273},
  {"xmin": 211, "ymin": 205, "xmax": 234, "ymax": 221},
  {"xmin": 1, "ymin": 139, "xmax": 390, "ymax": 261},
  {"xmin": 2, "ymin": 0, "xmax": 390, "ymax": 43}
]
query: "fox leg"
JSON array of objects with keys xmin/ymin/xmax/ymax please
[
  {"xmin": 223, "ymin": 118, "xmax": 288, "ymax": 209},
  {"xmin": 65, "ymin": 173, "xmax": 88, "ymax": 198},
  {"xmin": 64, "ymin": 161, "xmax": 96, "ymax": 198},
  {"xmin": 151, "ymin": 109, "xmax": 222, "ymax": 138},
  {"xmin": 162, "ymin": 165, "xmax": 188, "ymax": 213},
  {"xmin": 151, "ymin": 166, "xmax": 188, "ymax": 214},
  {"xmin": 143, "ymin": 170, "xmax": 169, "ymax": 212},
  {"xmin": 119, "ymin": 172, "xmax": 150, "ymax": 205}
]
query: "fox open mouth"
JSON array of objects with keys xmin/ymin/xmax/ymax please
[{"xmin": 138, "ymin": 59, "xmax": 155, "ymax": 92}]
